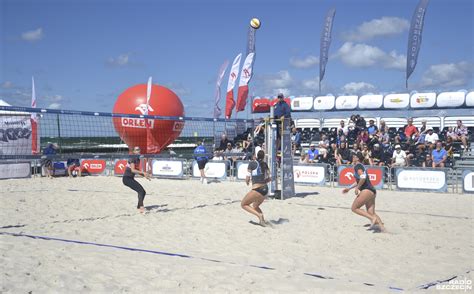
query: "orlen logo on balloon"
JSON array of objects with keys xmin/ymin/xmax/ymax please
[{"xmin": 121, "ymin": 118, "xmax": 154, "ymax": 129}]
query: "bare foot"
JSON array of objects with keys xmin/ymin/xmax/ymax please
[
  {"xmin": 258, "ymin": 214, "xmax": 266, "ymax": 226},
  {"xmin": 138, "ymin": 207, "xmax": 145, "ymax": 214}
]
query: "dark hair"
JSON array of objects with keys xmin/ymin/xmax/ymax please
[
  {"xmin": 354, "ymin": 152, "xmax": 364, "ymax": 162},
  {"xmin": 257, "ymin": 150, "xmax": 265, "ymax": 161},
  {"xmin": 277, "ymin": 93, "xmax": 284, "ymax": 98}
]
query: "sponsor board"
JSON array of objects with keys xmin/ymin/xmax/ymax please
[
  {"xmin": 313, "ymin": 96, "xmax": 335, "ymax": 110},
  {"xmin": 114, "ymin": 160, "xmax": 128, "ymax": 175},
  {"xmin": 293, "ymin": 165, "xmax": 326, "ymax": 185},
  {"xmin": 395, "ymin": 168, "xmax": 447, "ymax": 192},
  {"xmin": 0, "ymin": 161, "xmax": 31, "ymax": 179},
  {"xmin": 236, "ymin": 161, "xmax": 250, "ymax": 180},
  {"xmin": 337, "ymin": 165, "xmax": 384, "ymax": 189},
  {"xmin": 192, "ymin": 160, "xmax": 227, "ymax": 179},
  {"xmin": 383, "ymin": 93, "xmax": 409, "ymax": 109},
  {"xmin": 0, "ymin": 116, "xmax": 33, "ymax": 156},
  {"xmin": 358, "ymin": 95, "xmax": 383, "ymax": 109},
  {"xmin": 462, "ymin": 170, "xmax": 474, "ymax": 193},
  {"xmin": 436, "ymin": 92, "xmax": 465, "ymax": 108},
  {"xmin": 410, "ymin": 92, "xmax": 436, "ymax": 108},
  {"xmin": 466, "ymin": 91, "xmax": 474, "ymax": 107},
  {"xmin": 291, "ymin": 96, "xmax": 314, "ymax": 111},
  {"xmin": 335, "ymin": 95, "xmax": 358, "ymax": 110},
  {"xmin": 151, "ymin": 160, "xmax": 183, "ymax": 177},
  {"xmin": 81, "ymin": 159, "xmax": 107, "ymax": 175}
]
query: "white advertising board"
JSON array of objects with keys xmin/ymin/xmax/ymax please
[
  {"xmin": 291, "ymin": 96, "xmax": 314, "ymax": 111},
  {"xmin": 358, "ymin": 94, "xmax": 383, "ymax": 109},
  {"xmin": 383, "ymin": 93, "xmax": 410, "ymax": 109},
  {"xmin": 192, "ymin": 161, "xmax": 227, "ymax": 179},
  {"xmin": 396, "ymin": 169, "xmax": 447, "ymax": 192},
  {"xmin": 466, "ymin": 92, "xmax": 474, "ymax": 107},
  {"xmin": 410, "ymin": 92, "xmax": 436, "ymax": 108},
  {"xmin": 152, "ymin": 160, "xmax": 183, "ymax": 177},
  {"xmin": 0, "ymin": 162, "xmax": 31, "ymax": 179},
  {"xmin": 293, "ymin": 165, "xmax": 326, "ymax": 185},
  {"xmin": 335, "ymin": 95, "xmax": 358, "ymax": 110},
  {"xmin": 436, "ymin": 92, "xmax": 465, "ymax": 108},
  {"xmin": 313, "ymin": 96, "xmax": 335, "ymax": 110}
]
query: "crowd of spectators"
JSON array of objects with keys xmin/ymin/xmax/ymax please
[{"xmin": 294, "ymin": 116, "xmax": 470, "ymax": 169}]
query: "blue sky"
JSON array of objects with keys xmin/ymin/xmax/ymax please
[{"xmin": 1, "ymin": 0, "xmax": 473, "ymax": 117}]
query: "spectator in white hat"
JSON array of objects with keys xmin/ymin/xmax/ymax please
[{"xmin": 391, "ymin": 144, "xmax": 407, "ymax": 167}]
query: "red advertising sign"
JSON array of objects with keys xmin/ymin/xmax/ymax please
[
  {"xmin": 114, "ymin": 160, "xmax": 128, "ymax": 175},
  {"xmin": 81, "ymin": 159, "xmax": 107, "ymax": 175},
  {"xmin": 338, "ymin": 166, "xmax": 383, "ymax": 188}
]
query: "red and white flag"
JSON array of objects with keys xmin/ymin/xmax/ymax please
[
  {"xmin": 225, "ymin": 53, "xmax": 242, "ymax": 119},
  {"xmin": 145, "ymin": 76, "xmax": 159, "ymax": 155},
  {"xmin": 236, "ymin": 52, "xmax": 255, "ymax": 112},
  {"xmin": 31, "ymin": 76, "xmax": 39, "ymax": 154}
]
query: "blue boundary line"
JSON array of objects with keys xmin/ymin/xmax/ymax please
[{"xmin": 0, "ymin": 231, "xmax": 408, "ymax": 291}]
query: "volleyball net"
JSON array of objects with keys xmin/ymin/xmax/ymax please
[{"xmin": 0, "ymin": 105, "xmax": 255, "ymax": 159}]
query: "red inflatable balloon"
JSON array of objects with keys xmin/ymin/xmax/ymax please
[{"xmin": 112, "ymin": 84, "xmax": 185, "ymax": 154}]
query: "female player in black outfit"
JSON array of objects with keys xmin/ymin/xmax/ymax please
[
  {"xmin": 241, "ymin": 150, "xmax": 271, "ymax": 226},
  {"xmin": 122, "ymin": 146, "xmax": 150, "ymax": 213},
  {"xmin": 342, "ymin": 152, "xmax": 385, "ymax": 232}
]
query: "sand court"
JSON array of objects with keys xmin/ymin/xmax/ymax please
[{"xmin": 1, "ymin": 177, "xmax": 473, "ymax": 292}]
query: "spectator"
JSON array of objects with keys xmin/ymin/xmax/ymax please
[
  {"xmin": 379, "ymin": 120, "xmax": 386, "ymax": 133},
  {"xmin": 391, "ymin": 144, "xmax": 407, "ymax": 167},
  {"xmin": 67, "ymin": 158, "xmax": 82, "ymax": 178},
  {"xmin": 378, "ymin": 128, "xmax": 390, "ymax": 149},
  {"xmin": 223, "ymin": 142, "xmax": 234, "ymax": 164},
  {"xmin": 452, "ymin": 120, "xmax": 469, "ymax": 151},
  {"xmin": 335, "ymin": 142, "xmax": 352, "ymax": 165},
  {"xmin": 291, "ymin": 128, "xmax": 302, "ymax": 155},
  {"xmin": 218, "ymin": 133, "xmax": 231, "ymax": 151},
  {"xmin": 354, "ymin": 114, "xmax": 366, "ymax": 131},
  {"xmin": 446, "ymin": 127, "xmax": 455, "ymax": 139},
  {"xmin": 404, "ymin": 118, "xmax": 418, "ymax": 143},
  {"xmin": 445, "ymin": 136, "xmax": 454, "ymax": 158},
  {"xmin": 337, "ymin": 120, "xmax": 349, "ymax": 137},
  {"xmin": 356, "ymin": 130, "xmax": 369, "ymax": 145},
  {"xmin": 432, "ymin": 141, "xmax": 447, "ymax": 168},
  {"xmin": 306, "ymin": 143, "xmax": 319, "ymax": 163},
  {"xmin": 361, "ymin": 144, "xmax": 373, "ymax": 165},
  {"xmin": 299, "ymin": 153, "xmax": 307, "ymax": 164},
  {"xmin": 242, "ymin": 134, "xmax": 253, "ymax": 154},
  {"xmin": 40, "ymin": 143, "xmax": 57, "ymax": 178},
  {"xmin": 367, "ymin": 120, "xmax": 378, "ymax": 136},
  {"xmin": 318, "ymin": 134, "xmax": 329, "ymax": 157},
  {"xmin": 424, "ymin": 129, "xmax": 439, "ymax": 151},
  {"xmin": 371, "ymin": 144, "xmax": 386, "ymax": 166},
  {"xmin": 351, "ymin": 142, "xmax": 361, "ymax": 155},
  {"xmin": 232, "ymin": 142, "xmax": 244, "ymax": 161},
  {"xmin": 422, "ymin": 153, "xmax": 433, "ymax": 168},
  {"xmin": 273, "ymin": 93, "xmax": 291, "ymax": 120}
]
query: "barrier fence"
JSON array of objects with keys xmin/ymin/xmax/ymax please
[{"xmin": 1, "ymin": 156, "xmax": 468, "ymax": 194}]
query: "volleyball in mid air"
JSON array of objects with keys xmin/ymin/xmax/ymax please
[{"xmin": 250, "ymin": 18, "xmax": 261, "ymax": 29}]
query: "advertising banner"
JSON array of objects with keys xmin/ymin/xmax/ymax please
[
  {"xmin": 358, "ymin": 95, "xmax": 383, "ymax": 109},
  {"xmin": 337, "ymin": 165, "xmax": 384, "ymax": 189},
  {"xmin": 151, "ymin": 159, "xmax": 184, "ymax": 178},
  {"xmin": 81, "ymin": 159, "xmax": 107, "ymax": 175},
  {"xmin": 436, "ymin": 92, "xmax": 465, "ymax": 108},
  {"xmin": 236, "ymin": 161, "xmax": 250, "ymax": 180},
  {"xmin": 0, "ymin": 161, "xmax": 31, "ymax": 179},
  {"xmin": 291, "ymin": 96, "xmax": 314, "ymax": 111},
  {"xmin": 293, "ymin": 164, "xmax": 326, "ymax": 185},
  {"xmin": 383, "ymin": 93, "xmax": 410, "ymax": 109},
  {"xmin": 114, "ymin": 159, "xmax": 128, "ymax": 176},
  {"xmin": 335, "ymin": 95, "xmax": 358, "ymax": 110},
  {"xmin": 0, "ymin": 115, "xmax": 32, "ymax": 156},
  {"xmin": 192, "ymin": 160, "xmax": 227, "ymax": 179},
  {"xmin": 466, "ymin": 91, "xmax": 474, "ymax": 107},
  {"xmin": 313, "ymin": 96, "xmax": 335, "ymax": 111},
  {"xmin": 462, "ymin": 170, "xmax": 474, "ymax": 194},
  {"xmin": 281, "ymin": 118, "xmax": 295, "ymax": 199},
  {"xmin": 410, "ymin": 92, "xmax": 436, "ymax": 108},
  {"xmin": 395, "ymin": 168, "xmax": 447, "ymax": 192}
]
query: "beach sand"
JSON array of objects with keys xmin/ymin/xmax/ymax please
[{"xmin": 1, "ymin": 176, "xmax": 472, "ymax": 293}]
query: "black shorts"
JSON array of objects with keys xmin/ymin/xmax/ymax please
[
  {"xmin": 361, "ymin": 188, "xmax": 376, "ymax": 196},
  {"xmin": 197, "ymin": 159, "xmax": 208, "ymax": 170},
  {"xmin": 253, "ymin": 185, "xmax": 268, "ymax": 196}
]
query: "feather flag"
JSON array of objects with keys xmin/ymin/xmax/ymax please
[
  {"xmin": 213, "ymin": 60, "xmax": 229, "ymax": 118},
  {"xmin": 406, "ymin": 0, "xmax": 430, "ymax": 88},
  {"xmin": 236, "ymin": 53, "xmax": 255, "ymax": 113},
  {"xmin": 225, "ymin": 53, "xmax": 242, "ymax": 119},
  {"xmin": 319, "ymin": 8, "xmax": 336, "ymax": 93},
  {"xmin": 145, "ymin": 76, "xmax": 159, "ymax": 154}
]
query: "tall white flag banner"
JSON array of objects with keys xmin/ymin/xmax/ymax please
[
  {"xmin": 236, "ymin": 53, "xmax": 255, "ymax": 112},
  {"xmin": 225, "ymin": 53, "xmax": 242, "ymax": 119}
]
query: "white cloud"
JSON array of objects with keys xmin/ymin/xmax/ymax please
[
  {"xmin": 420, "ymin": 61, "xmax": 473, "ymax": 88},
  {"xmin": 289, "ymin": 55, "xmax": 319, "ymax": 69},
  {"xmin": 335, "ymin": 42, "xmax": 405, "ymax": 70},
  {"xmin": 301, "ymin": 77, "xmax": 320, "ymax": 91},
  {"xmin": 1, "ymin": 81, "xmax": 14, "ymax": 89},
  {"xmin": 107, "ymin": 53, "xmax": 130, "ymax": 67},
  {"xmin": 165, "ymin": 83, "xmax": 191, "ymax": 97},
  {"xmin": 343, "ymin": 17, "xmax": 409, "ymax": 41},
  {"xmin": 21, "ymin": 28, "xmax": 44, "ymax": 42},
  {"xmin": 48, "ymin": 103, "xmax": 61, "ymax": 109},
  {"xmin": 341, "ymin": 82, "xmax": 376, "ymax": 94},
  {"xmin": 261, "ymin": 70, "xmax": 293, "ymax": 89}
]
